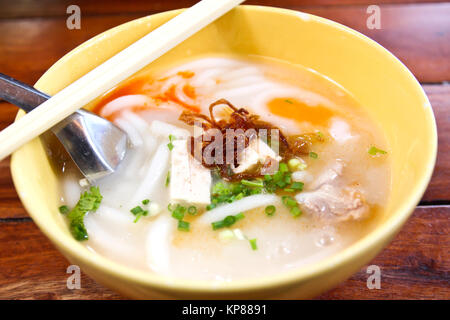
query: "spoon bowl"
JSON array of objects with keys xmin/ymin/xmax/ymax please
[{"xmin": 0, "ymin": 73, "xmax": 129, "ymax": 181}]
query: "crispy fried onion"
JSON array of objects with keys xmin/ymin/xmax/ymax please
[{"xmin": 178, "ymin": 99, "xmax": 316, "ymax": 181}]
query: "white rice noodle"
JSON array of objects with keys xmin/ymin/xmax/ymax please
[
  {"xmin": 114, "ymin": 118, "xmax": 143, "ymax": 147},
  {"xmin": 159, "ymin": 75, "xmax": 184, "ymax": 93},
  {"xmin": 214, "ymin": 82, "xmax": 273, "ymax": 101},
  {"xmin": 149, "ymin": 120, "xmax": 190, "ymax": 139},
  {"xmin": 218, "ymin": 66, "xmax": 260, "ymax": 82},
  {"xmin": 120, "ymin": 111, "xmax": 157, "ymax": 153},
  {"xmin": 198, "ymin": 194, "xmax": 280, "ymax": 224},
  {"xmin": 329, "ymin": 118, "xmax": 355, "ymax": 144},
  {"xmin": 89, "ymin": 205, "xmax": 135, "ymax": 228},
  {"xmin": 146, "ymin": 215, "xmax": 174, "ymax": 275},
  {"xmin": 163, "ymin": 58, "xmax": 241, "ymax": 77},
  {"xmin": 191, "ymin": 68, "xmax": 226, "ymax": 87},
  {"xmin": 132, "ymin": 143, "xmax": 170, "ymax": 203},
  {"xmin": 62, "ymin": 177, "xmax": 82, "ymax": 208},
  {"xmin": 292, "ymin": 170, "xmax": 314, "ymax": 184},
  {"xmin": 84, "ymin": 215, "xmax": 141, "ymax": 263},
  {"xmin": 220, "ymin": 75, "xmax": 265, "ymax": 89},
  {"xmin": 100, "ymin": 94, "xmax": 151, "ymax": 117},
  {"xmin": 175, "ymin": 82, "xmax": 196, "ymax": 106}
]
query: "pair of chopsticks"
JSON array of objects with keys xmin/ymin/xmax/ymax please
[{"xmin": 0, "ymin": 0, "xmax": 245, "ymax": 161}]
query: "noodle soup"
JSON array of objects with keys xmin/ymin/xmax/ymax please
[{"xmin": 58, "ymin": 56, "xmax": 390, "ymax": 281}]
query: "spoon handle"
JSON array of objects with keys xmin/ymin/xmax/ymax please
[{"xmin": 0, "ymin": 73, "xmax": 50, "ymax": 113}]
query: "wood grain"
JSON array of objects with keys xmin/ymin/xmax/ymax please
[
  {"xmin": 0, "ymin": 3, "xmax": 449, "ymax": 84},
  {"xmin": 0, "ymin": 0, "xmax": 448, "ymax": 19},
  {"xmin": 0, "ymin": 206, "xmax": 447, "ymax": 299},
  {"xmin": 421, "ymin": 85, "xmax": 450, "ymax": 203}
]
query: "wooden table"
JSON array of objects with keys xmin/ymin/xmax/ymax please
[{"xmin": 0, "ymin": 0, "xmax": 448, "ymax": 300}]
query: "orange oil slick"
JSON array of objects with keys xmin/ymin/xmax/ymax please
[
  {"xmin": 267, "ymin": 98, "xmax": 334, "ymax": 126},
  {"xmin": 93, "ymin": 71, "xmax": 200, "ymax": 116}
]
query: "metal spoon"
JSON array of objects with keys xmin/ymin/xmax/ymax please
[{"xmin": 0, "ymin": 73, "xmax": 129, "ymax": 181}]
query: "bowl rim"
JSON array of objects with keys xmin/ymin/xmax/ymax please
[{"xmin": 11, "ymin": 5, "xmax": 437, "ymax": 295}]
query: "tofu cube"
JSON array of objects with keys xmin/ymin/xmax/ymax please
[
  {"xmin": 233, "ymin": 138, "xmax": 282, "ymax": 174},
  {"xmin": 170, "ymin": 139, "xmax": 211, "ymax": 205}
]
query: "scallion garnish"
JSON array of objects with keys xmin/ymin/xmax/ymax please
[
  {"xmin": 290, "ymin": 206, "xmax": 302, "ymax": 217},
  {"xmin": 177, "ymin": 220, "xmax": 190, "ymax": 232},
  {"xmin": 368, "ymin": 146, "xmax": 387, "ymax": 156},
  {"xmin": 249, "ymin": 238, "xmax": 258, "ymax": 250},
  {"xmin": 241, "ymin": 179, "xmax": 264, "ymax": 188},
  {"xmin": 291, "ymin": 182, "xmax": 304, "ymax": 191},
  {"xmin": 187, "ymin": 206, "xmax": 198, "ymax": 215},
  {"xmin": 130, "ymin": 205, "xmax": 148, "ymax": 223},
  {"xmin": 142, "ymin": 199, "xmax": 150, "ymax": 205},
  {"xmin": 167, "ymin": 134, "xmax": 175, "ymax": 151},
  {"xmin": 265, "ymin": 205, "xmax": 276, "ymax": 216},
  {"xmin": 309, "ymin": 151, "xmax": 318, "ymax": 159},
  {"xmin": 171, "ymin": 205, "xmax": 186, "ymax": 220},
  {"xmin": 211, "ymin": 212, "xmax": 244, "ymax": 230},
  {"xmin": 165, "ymin": 170, "xmax": 171, "ymax": 187},
  {"xmin": 59, "ymin": 205, "xmax": 69, "ymax": 214},
  {"xmin": 279, "ymin": 162, "xmax": 289, "ymax": 173},
  {"xmin": 64, "ymin": 186, "xmax": 102, "ymax": 240},
  {"xmin": 130, "ymin": 206, "xmax": 144, "ymax": 215}
]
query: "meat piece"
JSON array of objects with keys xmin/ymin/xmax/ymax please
[
  {"xmin": 309, "ymin": 160, "xmax": 344, "ymax": 189},
  {"xmin": 170, "ymin": 139, "xmax": 211, "ymax": 205},
  {"xmin": 295, "ymin": 184, "xmax": 369, "ymax": 221},
  {"xmin": 233, "ymin": 138, "xmax": 282, "ymax": 174}
]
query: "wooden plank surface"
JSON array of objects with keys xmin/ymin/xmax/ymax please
[
  {"xmin": 0, "ymin": 3, "xmax": 449, "ymax": 84},
  {"xmin": 0, "ymin": 206, "xmax": 447, "ymax": 299},
  {"xmin": 0, "ymin": 0, "xmax": 448, "ymax": 300},
  {"xmin": 0, "ymin": 0, "xmax": 448, "ymax": 19}
]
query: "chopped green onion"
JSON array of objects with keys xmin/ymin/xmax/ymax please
[
  {"xmin": 223, "ymin": 215, "xmax": 236, "ymax": 226},
  {"xmin": 368, "ymin": 146, "xmax": 387, "ymax": 156},
  {"xmin": 265, "ymin": 205, "xmax": 276, "ymax": 216},
  {"xmin": 279, "ymin": 163, "xmax": 288, "ymax": 173},
  {"xmin": 134, "ymin": 211, "xmax": 148, "ymax": 223},
  {"xmin": 290, "ymin": 206, "xmax": 302, "ymax": 217},
  {"xmin": 165, "ymin": 170, "xmax": 170, "ymax": 187},
  {"xmin": 177, "ymin": 220, "xmax": 190, "ymax": 232},
  {"xmin": 167, "ymin": 134, "xmax": 175, "ymax": 151},
  {"xmin": 187, "ymin": 206, "xmax": 198, "ymax": 215},
  {"xmin": 282, "ymin": 196, "xmax": 297, "ymax": 208},
  {"xmin": 130, "ymin": 206, "xmax": 144, "ymax": 215},
  {"xmin": 284, "ymin": 99, "xmax": 293, "ymax": 104},
  {"xmin": 206, "ymin": 203, "xmax": 216, "ymax": 211},
  {"xmin": 287, "ymin": 158, "xmax": 301, "ymax": 171},
  {"xmin": 309, "ymin": 152, "xmax": 318, "ymax": 159},
  {"xmin": 142, "ymin": 199, "xmax": 150, "ymax": 205},
  {"xmin": 211, "ymin": 213, "xmax": 244, "ymax": 230},
  {"xmin": 171, "ymin": 205, "xmax": 186, "ymax": 220},
  {"xmin": 59, "ymin": 205, "xmax": 69, "ymax": 214},
  {"xmin": 65, "ymin": 186, "xmax": 102, "ymax": 240},
  {"xmin": 241, "ymin": 179, "xmax": 264, "ymax": 188},
  {"xmin": 218, "ymin": 229, "xmax": 235, "ymax": 242},
  {"xmin": 212, "ymin": 220, "xmax": 226, "ymax": 230},
  {"xmin": 291, "ymin": 182, "xmax": 304, "ymax": 191},
  {"xmin": 249, "ymin": 238, "xmax": 258, "ymax": 250}
]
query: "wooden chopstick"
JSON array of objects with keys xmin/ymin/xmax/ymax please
[{"xmin": 0, "ymin": 0, "xmax": 245, "ymax": 161}]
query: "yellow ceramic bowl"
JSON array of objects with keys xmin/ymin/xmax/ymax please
[{"xmin": 11, "ymin": 6, "xmax": 437, "ymax": 299}]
